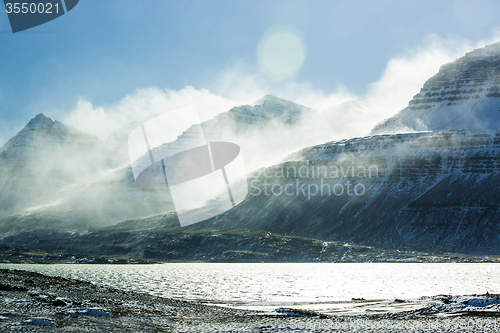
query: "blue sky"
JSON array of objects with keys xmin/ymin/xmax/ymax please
[{"xmin": 1, "ymin": 0, "xmax": 500, "ymax": 143}]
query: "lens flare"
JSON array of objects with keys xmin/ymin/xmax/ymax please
[{"xmin": 257, "ymin": 27, "xmax": 306, "ymax": 80}]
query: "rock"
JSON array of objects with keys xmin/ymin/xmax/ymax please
[
  {"xmin": 52, "ymin": 298, "xmax": 67, "ymax": 307},
  {"xmin": 24, "ymin": 317, "xmax": 56, "ymax": 326}
]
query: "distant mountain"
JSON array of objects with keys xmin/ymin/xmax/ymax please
[
  {"xmin": 3, "ymin": 114, "xmax": 98, "ymax": 149},
  {"xmin": 194, "ymin": 95, "xmax": 379, "ymax": 170},
  {"xmin": 177, "ymin": 95, "xmax": 323, "ymax": 170},
  {"xmin": 0, "ymin": 113, "xmax": 174, "ymax": 229},
  {"xmin": 372, "ymin": 42, "xmax": 500, "ymax": 135},
  {"xmin": 0, "ymin": 114, "xmax": 100, "ymax": 213},
  {"xmin": 206, "ymin": 94, "xmax": 318, "ymax": 130}
]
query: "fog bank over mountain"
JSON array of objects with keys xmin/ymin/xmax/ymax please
[
  {"xmin": 0, "ymin": 94, "xmax": 379, "ymax": 230},
  {"xmin": 33, "ymin": 32, "xmax": 497, "ymax": 147}
]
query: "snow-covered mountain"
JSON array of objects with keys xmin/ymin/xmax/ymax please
[
  {"xmin": 0, "ymin": 96, "xmax": 330, "ymax": 229},
  {"xmin": 0, "ymin": 114, "xmax": 176, "ymax": 228},
  {"xmin": 0, "ymin": 114, "xmax": 100, "ymax": 213},
  {"xmin": 206, "ymin": 94, "xmax": 318, "ymax": 130},
  {"xmin": 118, "ymin": 129, "xmax": 500, "ymax": 254},
  {"xmin": 172, "ymin": 95, "xmax": 377, "ymax": 170},
  {"xmin": 170, "ymin": 95, "xmax": 322, "ymax": 170},
  {"xmin": 3, "ymin": 114, "xmax": 98, "ymax": 150},
  {"xmin": 11, "ymin": 128, "xmax": 497, "ymax": 257},
  {"xmin": 5, "ymin": 50, "xmax": 500, "ymax": 259},
  {"xmin": 372, "ymin": 42, "xmax": 500, "ymax": 135}
]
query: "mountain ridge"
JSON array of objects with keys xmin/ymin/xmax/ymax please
[
  {"xmin": 371, "ymin": 42, "xmax": 500, "ymax": 135},
  {"xmin": 108, "ymin": 128, "xmax": 500, "ymax": 254}
]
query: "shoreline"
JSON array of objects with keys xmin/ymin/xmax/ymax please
[{"xmin": 1, "ymin": 268, "xmax": 500, "ymax": 332}]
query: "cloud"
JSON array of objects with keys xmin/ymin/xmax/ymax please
[
  {"xmin": 207, "ymin": 62, "xmax": 357, "ymax": 112},
  {"xmin": 278, "ymin": 82, "xmax": 357, "ymax": 112},
  {"xmin": 59, "ymin": 30, "xmax": 500, "ymax": 141},
  {"xmin": 203, "ymin": 61, "xmax": 267, "ymax": 102},
  {"xmin": 363, "ymin": 34, "xmax": 469, "ymax": 117},
  {"xmin": 364, "ymin": 31, "xmax": 500, "ymax": 118},
  {"xmin": 61, "ymin": 86, "xmax": 245, "ymax": 139}
]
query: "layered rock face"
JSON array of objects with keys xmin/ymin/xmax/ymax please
[
  {"xmin": 165, "ymin": 129, "xmax": 500, "ymax": 254},
  {"xmin": 372, "ymin": 42, "xmax": 500, "ymax": 134}
]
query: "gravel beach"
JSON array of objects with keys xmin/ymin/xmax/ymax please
[{"xmin": 1, "ymin": 268, "xmax": 500, "ymax": 332}]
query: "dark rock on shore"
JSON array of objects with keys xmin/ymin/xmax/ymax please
[{"xmin": 1, "ymin": 268, "xmax": 500, "ymax": 332}]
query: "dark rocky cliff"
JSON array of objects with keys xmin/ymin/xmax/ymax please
[{"xmin": 175, "ymin": 129, "xmax": 500, "ymax": 254}]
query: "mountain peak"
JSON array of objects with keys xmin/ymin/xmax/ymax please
[
  {"xmin": 371, "ymin": 42, "xmax": 500, "ymax": 135},
  {"xmin": 4, "ymin": 113, "xmax": 98, "ymax": 149},
  {"xmin": 462, "ymin": 41, "xmax": 500, "ymax": 60},
  {"xmin": 26, "ymin": 113, "xmax": 55, "ymax": 128},
  {"xmin": 253, "ymin": 94, "xmax": 292, "ymax": 108},
  {"xmin": 250, "ymin": 94, "xmax": 317, "ymax": 117},
  {"xmin": 33, "ymin": 113, "xmax": 52, "ymax": 120}
]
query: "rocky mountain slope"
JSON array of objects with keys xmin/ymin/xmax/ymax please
[
  {"xmin": 372, "ymin": 42, "xmax": 500, "ymax": 134},
  {"xmin": 90, "ymin": 129, "xmax": 500, "ymax": 255},
  {"xmin": 3, "ymin": 129, "xmax": 499, "ymax": 260}
]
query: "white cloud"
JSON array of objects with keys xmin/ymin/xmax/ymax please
[
  {"xmin": 207, "ymin": 62, "xmax": 357, "ymax": 111},
  {"xmin": 364, "ymin": 31, "xmax": 500, "ymax": 118},
  {"xmin": 364, "ymin": 34, "xmax": 469, "ymax": 117},
  {"xmin": 279, "ymin": 82, "xmax": 357, "ymax": 112},
  {"xmin": 60, "ymin": 31, "xmax": 500, "ymax": 140},
  {"xmin": 61, "ymin": 86, "xmax": 245, "ymax": 139}
]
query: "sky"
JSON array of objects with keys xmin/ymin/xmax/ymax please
[{"xmin": 1, "ymin": 0, "xmax": 500, "ymax": 144}]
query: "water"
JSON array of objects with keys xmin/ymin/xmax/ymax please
[{"xmin": 1, "ymin": 263, "xmax": 499, "ymax": 312}]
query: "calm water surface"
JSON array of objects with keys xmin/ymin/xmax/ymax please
[{"xmin": 1, "ymin": 263, "xmax": 499, "ymax": 310}]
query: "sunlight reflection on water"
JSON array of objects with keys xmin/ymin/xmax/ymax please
[{"xmin": 2, "ymin": 263, "xmax": 499, "ymax": 309}]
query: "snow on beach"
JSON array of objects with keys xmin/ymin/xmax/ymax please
[{"xmin": 1, "ymin": 268, "xmax": 500, "ymax": 332}]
